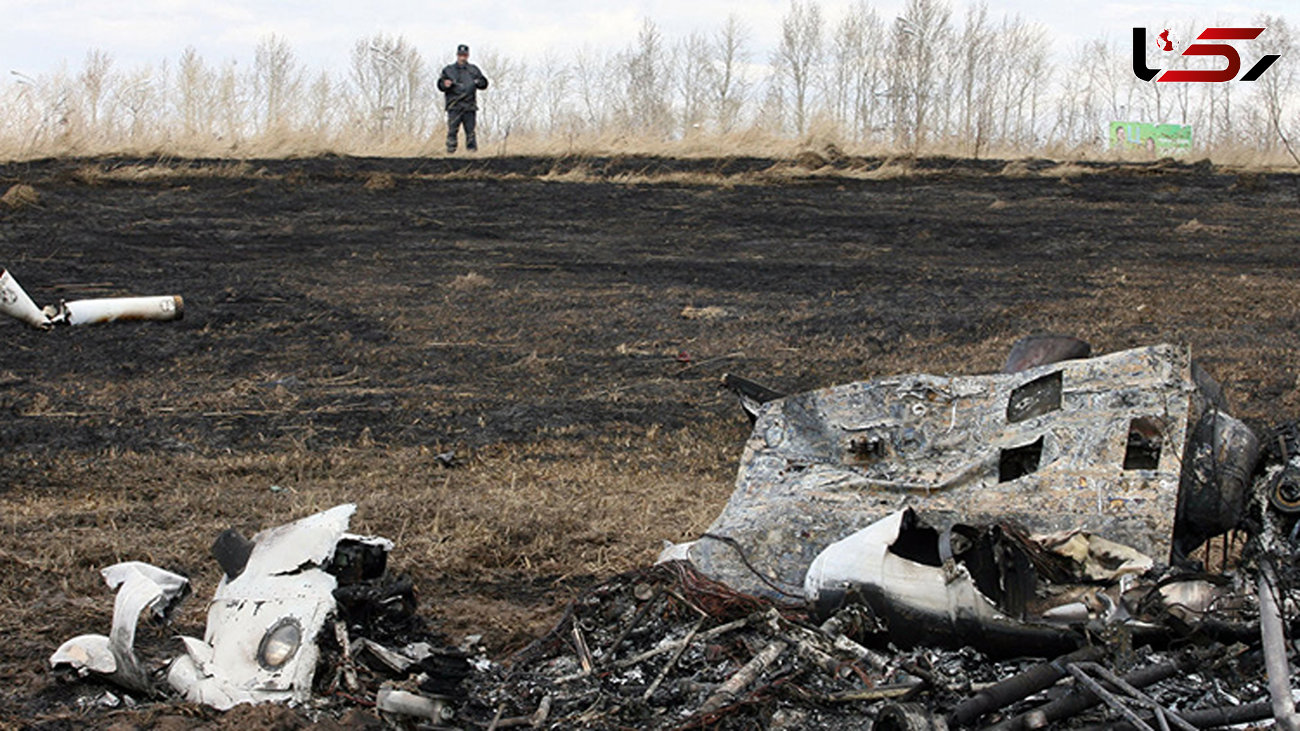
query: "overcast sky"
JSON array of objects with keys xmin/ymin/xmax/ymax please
[{"xmin": 1, "ymin": 0, "xmax": 1296, "ymax": 79}]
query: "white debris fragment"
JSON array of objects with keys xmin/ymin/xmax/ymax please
[
  {"xmin": 50, "ymin": 561, "xmax": 191, "ymax": 694},
  {"xmin": 0, "ymin": 269, "xmax": 51, "ymax": 329},
  {"xmin": 168, "ymin": 504, "xmax": 361, "ymax": 710},
  {"xmin": 55, "ymin": 295, "xmax": 184, "ymax": 325},
  {"xmin": 0, "ymin": 267, "xmax": 183, "ymax": 329}
]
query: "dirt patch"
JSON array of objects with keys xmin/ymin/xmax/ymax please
[{"xmin": 1, "ymin": 154, "xmax": 1298, "ymax": 725}]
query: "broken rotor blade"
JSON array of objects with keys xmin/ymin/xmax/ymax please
[
  {"xmin": 59, "ymin": 295, "xmax": 184, "ymax": 325},
  {"xmin": 0, "ymin": 269, "xmax": 51, "ymax": 329}
]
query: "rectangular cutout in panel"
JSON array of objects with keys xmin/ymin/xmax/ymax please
[
  {"xmin": 1123, "ymin": 417, "xmax": 1164, "ymax": 470},
  {"xmin": 1007, "ymin": 371, "xmax": 1063, "ymax": 423},
  {"xmin": 847, "ymin": 435, "xmax": 888, "ymax": 464},
  {"xmin": 999, "ymin": 437, "xmax": 1044, "ymax": 482}
]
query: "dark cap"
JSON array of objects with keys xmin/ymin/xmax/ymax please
[{"xmin": 457, "ymin": 44, "xmax": 469, "ymax": 55}]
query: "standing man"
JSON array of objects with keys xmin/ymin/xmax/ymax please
[{"xmin": 439, "ymin": 44, "xmax": 489, "ymax": 153}]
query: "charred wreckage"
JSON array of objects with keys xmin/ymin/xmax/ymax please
[{"xmin": 49, "ymin": 337, "xmax": 1300, "ymax": 729}]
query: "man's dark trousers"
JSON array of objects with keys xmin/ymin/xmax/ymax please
[{"xmin": 447, "ymin": 110, "xmax": 477, "ymax": 152}]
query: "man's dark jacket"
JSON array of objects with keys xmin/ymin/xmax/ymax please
[{"xmin": 439, "ymin": 62, "xmax": 489, "ymax": 111}]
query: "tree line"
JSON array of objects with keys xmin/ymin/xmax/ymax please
[{"xmin": 2, "ymin": 0, "xmax": 1296, "ymax": 160}]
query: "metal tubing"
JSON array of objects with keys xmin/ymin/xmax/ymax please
[
  {"xmin": 982, "ymin": 658, "xmax": 1186, "ymax": 731},
  {"xmin": 948, "ymin": 645, "xmax": 1103, "ymax": 727}
]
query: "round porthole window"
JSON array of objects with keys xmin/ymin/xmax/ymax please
[{"xmin": 257, "ymin": 618, "xmax": 303, "ymax": 670}]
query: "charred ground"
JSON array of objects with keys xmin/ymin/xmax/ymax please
[{"xmin": 1, "ymin": 154, "xmax": 1298, "ymax": 726}]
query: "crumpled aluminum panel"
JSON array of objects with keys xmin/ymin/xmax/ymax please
[{"xmin": 687, "ymin": 344, "xmax": 1205, "ymax": 599}]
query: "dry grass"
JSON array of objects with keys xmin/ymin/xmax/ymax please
[
  {"xmin": 447, "ymin": 272, "xmax": 492, "ymax": 291},
  {"xmin": 850, "ymin": 159, "xmax": 918, "ymax": 180},
  {"xmin": 71, "ymin": 162, "xmax": 257, "ymax": 184},
  {"xmin": 1, "ymin": 184, "xmax": 39, "ymax": 209},
  {"xmin": 608, "ymin": 170, "xmax": 746, "ymax": 187},
  {"xmin": 2, "ymin": 154, "xmax": 1278, "ymax": 199},
  {"xmin": 1041, "ymin": 162, "xmax": 1096, "ymax": 180},
  {"xmin": 1175, "ymin": 218, "xmax": 1230, "ymax": 235},
  {"xmin": 997, "ymin": 160, "xmax": 1035, "ymax": 178},
  {"xmin": 362, "ymin": 171, "xmax": 396, "ymax": 190},
  {"xmin": 537, "ymin": 164, "xmax": 595, "ymax": 183},
  {"xmin": 0, "ymin": 426, "xmax": 737, "ymax": 666},
  {"xmin": 5, "ymin": 124, "xmax": 1295, "ymax": 170},
  {"xmin": 680, "ymin": 305, "xmax": 731, "ymax": 321}
]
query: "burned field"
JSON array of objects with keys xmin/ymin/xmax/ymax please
[{"xmin": 2, "ymin": 155, "xmax": 1300, "ymax": 728}]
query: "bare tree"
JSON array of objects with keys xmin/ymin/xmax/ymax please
[
  {"xmin": 1253, "ymin": 15, "xmax": 1299, "ymax": 162},
  {"xmin": 1073, "ymin": 38, "xmax": 1128, "ymax": 145},
  {"xmin": 954, "ymin": 3, "xmax": 992, "ymax": 154},
  {"xmin": 79, "ymin": 49, "xmax": 114, "ymax": 131},
  {"xmin": 475, "ymin": 49, "xmax": 534, "ymax": 148},
  {"xmin": 574, "ymin": 46, "xmax": 615, "ymax": 133},
  {"xmin": 112, "ymin": 64, "xmax": 160, "ymax": 142},
  {"xmin": 1048, "ymin": 41, "xmax": 1101, "ymax": 149},
  {"xmin": 538, "ymin": 50, "xmax": 572, "ymax": 137},
  {"xmin": 889, "ymin": 0, "xmax": 952, "ymax": 151},
  {"xmin": 755, "ymin": 76, "xmax": 788, "ymax": 134},
  {"xmin": 214, "ymin": 59, "xmax": 245, "ymax": 145},
  {"xmin": 308, "ymin": 71, "xmax": 336, "ymax": 139},
  {"xmin": 827, "ymin": 3, "xmax": 867, "ymax": 134},
  {"xmin": 1009, "ymin": 20, "xmax": 1052, "ymax": 149},
  {"xmin": 850, "ymin": 4, "xmax": 888, "ymax": 143},
  {"xmin": 711, "ymin": 14, "xmax": 751, "ymax": 133},
  {"xmin": 773, "ymin": 0, "xmax": 824, "ymax": 136},
  {"xmin": 623, "ymin": 18, "xmax": 671, "ymax": 136},
  {"xmin": 252, "ymin": 34, "xmax": 301, "ymax": 134},
  {"xmin": 349, "ymin": 33, "xmax": 426, "ymax": 140},
  {"xmin": 175, "ymin": 47, "xmax": 213, "ymax": 140},
  {"xmin": 675, "ymin": 31, "xmax": 713, "ymax": 136},
  {"xmin": 1166, "ymin": 20, "xmax": 1200, "ymax": 127},
  {"xmin": 993, "ymin": 16, "xmax": 1050, "ymax": 151}
]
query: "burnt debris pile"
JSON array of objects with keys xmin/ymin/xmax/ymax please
[
  {"xmin": 45, "ymin": 340, "xmax": 1300, "ymax": 728},
  {"xmin": 456, "ymin": 558, "xmax": 1288, "ymax": 730}
]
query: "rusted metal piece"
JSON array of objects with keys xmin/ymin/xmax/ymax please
[{"xmin": 679, "ymin": 345, "xmax": 1212, "ymax": 600}]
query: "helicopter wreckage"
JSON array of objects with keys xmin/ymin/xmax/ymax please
[
  {"xmin": 666, "ymin": 339, "xmax": 1290, "ymax": 653},
  {"xmin": 48, "ymin": 338, "xmax": 1300, "ymax": 726}
]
